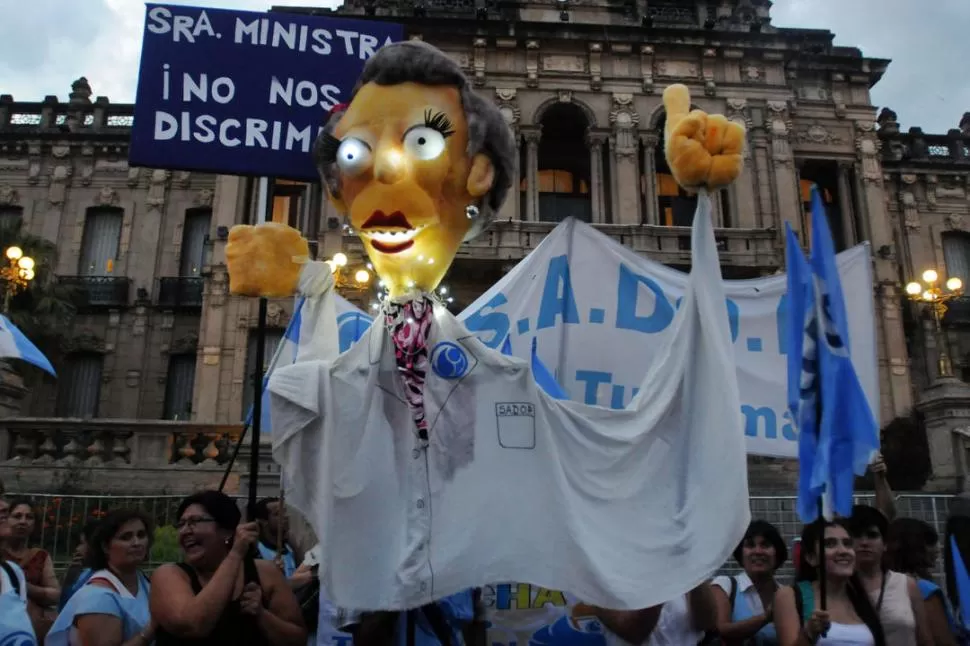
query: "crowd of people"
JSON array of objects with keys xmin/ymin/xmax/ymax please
[{"xmin": 0, "ymin": 474, "xmax": 964, "ymax": 646}]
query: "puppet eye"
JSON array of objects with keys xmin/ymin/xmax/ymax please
[
  {"xmin": 403, "ymin": 127, "xmax": 447, "ymax": 161},
  {"xmin": 336, "ymin": 138, "xmax": 372, "ymax": 176}
]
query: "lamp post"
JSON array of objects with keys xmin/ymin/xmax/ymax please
[
  {"xmin": 0, "ymin": 246, "xmax": 35, "ymax": 314},
  {"xmin": 905, "ymin": 268, "xmax": 964, "ymax": 378},
  {"xmin": 323, "ymin": 252, "xmax": 372, "ymax": 291}
]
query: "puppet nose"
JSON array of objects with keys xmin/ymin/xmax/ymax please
[{"xmin": 374, "ymin": 147, "xmax": 408, "ymax": 185}]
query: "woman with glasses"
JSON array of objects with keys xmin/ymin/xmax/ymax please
[
  {"xmin": 850, "ymin": 506, "xmax": 932, "ymax": 646},
  {"xmin": 150, "ymin": 490, "xmax": 306, "ymax": 646},
  {"xmin": 47, "ymin": 509, "xmax": 154, "ymax": 646}
]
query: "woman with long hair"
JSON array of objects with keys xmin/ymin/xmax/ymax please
[
  {"xmin": 850, "ymin": 506, "xmax": 931, "ymax": 646},
  {"xmin": 47, "ymin": 509, "xmax": 154, "ymax": 646},
  {"xmin": 713, "ymin": 520, "xmax": 788, "ymax": 646},
  {"xmin": 2, "ymin": 498, "xmax": 60, "ymax": 641},
  {"xmin": 149, "ymin": 490, "xmax": 305, "ymax": 646},
  {"xmin": 887, "ymin": 517, "xmax": 956, "ymax": 646},
  {"xmin": 773, "ymin": 518, "xmax": 885, "ymax": 646}
]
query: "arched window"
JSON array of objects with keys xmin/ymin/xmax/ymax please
[{"xmin": 532, "ymin": 103, "xmax": 594, "ymax": 223}]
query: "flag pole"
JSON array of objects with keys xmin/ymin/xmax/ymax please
[
  {"xmin": 247, "ymin": 176, "xmax": 274, "ymax": 521},
  {"xmin": 811, "ymin": 209, "xmax": 828, "ymax": 613}
]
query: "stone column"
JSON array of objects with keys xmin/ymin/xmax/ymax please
[
  {"xmin": 640, "ymin": 133, "xmax": 659, "ymax": 225},
  {"xmin": 495, "ymin": 89, "xmax": 522, "ymax": 221},
  {"xmin": 917, "ymin": 377, "xmax": 970, "ymax": 491},
  {"xmin": 766, "ymin": 100, "xmax": 802, "ymax": 237},
  {"xmin": 726, "ymin": 99, "xmax": 758, "ymax": 228},
  {"xmin": 522, "ymin": 129, "xmax": 541, "ymax": 222},
  {"xmin": 837, "ymin": 162, "xmax": 857, "ymax": 248},
  {"xmin": 609, "ymin": 93, "xmax": 641, "ymax": 225},
  {"xmin": 855, "ymin": 121, "xmax": 913, "ymax": 421},
  {"xmin": 587, "ymin": 132, "xmax": 607, "ymax": 224},
  {"xmin": 608, "ymin": 136, "xmax": 619, "ymax": 225}
]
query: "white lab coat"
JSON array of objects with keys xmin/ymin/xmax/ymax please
[{"xmin": 269, "ymin": 194, "xmax": 750, "ymax": 612}]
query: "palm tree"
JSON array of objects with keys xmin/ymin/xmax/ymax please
[{"xmin": 0, "ymin": 219, "xmax": 78, "ymax": 352}]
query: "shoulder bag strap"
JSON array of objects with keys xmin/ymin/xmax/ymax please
[{"xmin": 0, "ymin": 561, "xmax": 21, "ymax": 598}]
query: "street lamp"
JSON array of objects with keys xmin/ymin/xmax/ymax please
[
  {"xmin": 323, "ymin": 251, "xmax": 371, "ymax": 291},
  {"xmin": 905, "ymin": 268, "xmax": 964, "ymax": 378},
  {"xmin": 1, "ymin": 246, "xmax": 35, "ymax": 313}
]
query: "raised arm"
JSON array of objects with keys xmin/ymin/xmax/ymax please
[{"xmin": 150, "ymin": 522, "xmax": 257, "ymax": 638}]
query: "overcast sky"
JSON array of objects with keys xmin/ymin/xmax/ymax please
[{"xmin": 0, "ymin": 0, "xmax": 965, "ymax": 134}]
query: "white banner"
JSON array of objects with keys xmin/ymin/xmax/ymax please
[{"xmin": 458, "ymin": 218, "xmax": 878, "ymax": 459}]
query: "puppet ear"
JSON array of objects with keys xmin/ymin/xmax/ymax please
[{"xmin": 466, "ymin": 153, "xmax": 495, "ymax": 198}]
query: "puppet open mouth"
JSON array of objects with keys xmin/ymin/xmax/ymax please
[{"xmin": 361, "ymin": 210, "xmax": 425, "ymax": 254}]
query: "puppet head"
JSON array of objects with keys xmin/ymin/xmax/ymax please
[
  {"xmin": 662, "ymin": 84, "xmax": 745, "ymax": 191},
  {"xmin": 313, "ymin": 41, "xmax": 517, "ymax": 298}
]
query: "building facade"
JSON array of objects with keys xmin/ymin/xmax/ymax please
[{"xmin": 0, "ymin": 0, "xmax": 967, "ymax": 493}]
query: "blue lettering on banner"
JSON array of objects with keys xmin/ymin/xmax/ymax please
[
  {"xmin": 464, "ymin": 292, "xmax": 510, "ymax": 348},
  {"xmin": 130, "ymin": 4, "xmax": 403, "ymax": 180},
  {"xmin": 537, "ymin": 255, "xmax": 580, "ymax": 330},
  {"xmin": 615, "ymin": 264, "xmax": 674, "ymax": 334}
]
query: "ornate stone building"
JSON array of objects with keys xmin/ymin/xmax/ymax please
[{"xmin": 0, "ymin": 0, "xmax": 965, "ymax": 493}]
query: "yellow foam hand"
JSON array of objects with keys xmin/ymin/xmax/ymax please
[
  {"xmin": 663, "ymin": 84, "xmax": 745, "ymax": 191},
  {"xmin": 226, "ymin": 222, "xmax": 309, "ymax": 298}
]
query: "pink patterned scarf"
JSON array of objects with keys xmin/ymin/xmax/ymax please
[{"xmin": 385, "ymin": 296, "xmax": 434, "ymax": 441}]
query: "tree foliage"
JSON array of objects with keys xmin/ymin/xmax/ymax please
[{"xmin": 0, "ymin": 220, "xmax": 78, "ymax": 351}]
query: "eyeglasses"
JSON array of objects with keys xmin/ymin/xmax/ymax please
[{"xmin": 175, "ymin": 516, "xmax": 216, "ymax": 531}]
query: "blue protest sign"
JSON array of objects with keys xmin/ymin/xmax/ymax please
[{"xmin": 130, "ymin": 4, "xmax": 403, "ymax": 180}]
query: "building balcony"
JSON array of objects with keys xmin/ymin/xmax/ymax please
[
  {"xmin": 156, "ymin": 277, "xmax": 204, "ymax": 310},
  {"xmin": 59, "ymin": 276, "xmax": 131, "ymax": 310},
  {"xmin": 0, "ymin": 418, "xmax": 245, "ymax": 494},
  {"xmin": 338, "ymin": 219, "xmax": 780, "ymax": 269}
]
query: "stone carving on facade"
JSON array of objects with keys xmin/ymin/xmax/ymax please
[
  {"xmin": 640, "ymin": 45, "xmax": 655, "ymax": 94},
  {"xmin": 557, "ymin": 90, "xmax": 572, "ymax": 104},
  {"xmin": 472, "ymin": 38, "xmax": 487, "ymax": 87},
  {"xmin": 609, "ymin": 94, "xmax": 640, "ymax": 159},
  {"xmin": 937, "ymin": 175, "xmax": 967, "ymax": 200},
  {"xmin": 526, "ymin": 40, "xmax": 539, "ymax": 88},
  {"xmin": 0, "ymin": 185, "xmax": 19, "ymax": 206},
  {"xmin": 899, "ymin": 190, "xmax": 920, "ymax": 232},
  {"xmin": 175, "ymin": 171, "xmax": 191, "ymax": 188},
  {"xmin": 48, "ymin": 164, "xmax": 73, "ymax": 207},
  {"xmin": 266, "ymin": 302, "xmax": 288, "ymax": 328},
  {"xmin": 194, "ymin": 188, "xmax": 214, "ymax": 207},
  {"xmin": 924, "ymin": 175, "xmax": 938, "ymax": 210},
  {"xmin": 831, "ymin": 88, "xmax": 847, "ymax": 119},
  {"xmin": 702, "ymin": 48, "xmax": 717, "ymax": 96},
  {"xmin": 27, "ymin": 143, "xmax": 42, "ymax": 185},
  {"xmin": 95, "ymin": 186, "xmax": 120, "ymax": 207},
  {"xmin": 655, "ymin": 60, "xmax": 698, "ymax": 79},
  {"xmin": 741, "ymin": 61, "xmax": 764, "ymax": 83},
  {"xmin": 127, "ymin": 167, "xmax": 141, "ymax": 187},
  {"xmin": 588, "ymin": 43, "xmax": 603, "ymax": 91},
  {"xmin": 725, "ymin": 99, "xmax": 752, "ymax": 129},
  {"xmin": 51, "ymin": 144, "xmax": 71, "ymax": 159},
  {"xmin": 795, "ymin": 124, "xmax": 844, "ymax": 146},
  {"xmin": 495, "ymin": 89, "xmax": 520, "ymax": 129},
  {"xmin": 61, "ymin": 332, "xmax": 107, "ymax": 354},
  {"xmin": 854, "ymin": 121, "xmax": 883, "ymax": 186},
  {"xmin": 542, "ymin": 55, "xmax": 585, "ymax": 74},
  {"xmin": 947, "ymin": 213, "xmax": 966, "ymax": 231},
  {"xmin": 766, "ymin": 101, "xmax": 793, "ymax": 167},
  {"xmin": 146, "ymin": 169, "xmax": 170, "ymax": 210},
  {"xmin": 877, "ymin": 107, "xmax": 899, "ymax": 135},
  {"xmin": 208, "ymin": 269, "xmax": 228, "ymax": 307}
]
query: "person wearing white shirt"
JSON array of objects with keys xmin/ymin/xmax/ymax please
[{"xmin": 712, "ymin": 520, "xmax": 788, "ymax": 646}]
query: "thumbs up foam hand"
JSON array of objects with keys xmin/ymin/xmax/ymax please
[{"xmin": 662, "ymin": 84, "xmax": 745, "ymax": 191}]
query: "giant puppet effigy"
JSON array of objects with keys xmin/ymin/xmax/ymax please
[{"xmin": 225, "ymin": 40, "xmax": 750, "ymax": 612}]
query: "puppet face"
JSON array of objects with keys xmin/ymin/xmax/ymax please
[{"xmin": 328, "ymin": 81, "xmax": 495, "ymax": 297}]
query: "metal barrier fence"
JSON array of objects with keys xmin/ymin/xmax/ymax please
[{"xmin": 7, "ymin": 491, "xmax": 956, "ymax": 576}]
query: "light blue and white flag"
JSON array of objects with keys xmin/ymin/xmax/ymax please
[
  {"xmin": 790, "ymin": 187, "xmax": 879, "ymax": 522},
  {"xmin": 244, "ymin": 294, "xmax": 372, "ymax": 433},
  {"xmin": 0, "ymin": 315, "xmax": 55, "ymax": 377}
]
